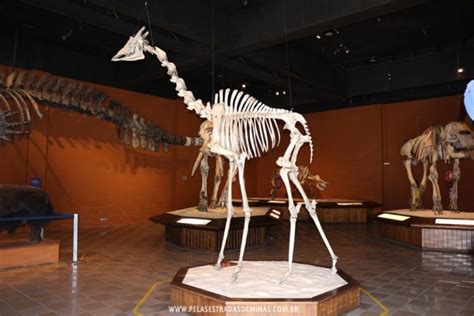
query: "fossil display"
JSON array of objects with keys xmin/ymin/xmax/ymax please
[
  {"xmin": 0, "ymin": 70, "xmax": 201, "ymax": 150},
  {"xmin": 401, "ymin": 122, "xmax": 474, "ymax": 213},
  {"xmin": 112, "ymin": 27, "xmax": 338, "ymax": 283}
]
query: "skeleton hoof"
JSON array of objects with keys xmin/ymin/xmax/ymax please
[
  {"xmin": 231, "ymin": 267, "xmax": 241, "ymax": 283},
  {"xmin": 331, "ymin": 267, "xmax": 337, "ymax": 275},
  {"xmin": 214, "ymin": 262, "xmax": 222, "ymax": 271},
  {"xmin": 279, "ymin": 271, "xmax": 291, "ymax": 284}
]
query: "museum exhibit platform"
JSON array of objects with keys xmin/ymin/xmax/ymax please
[
  {"xmin": 233, "ymin": 197, "xmax": 382, "ymax": 223},
  {"xmin": 0, "ymin": 239, "xmax": 59, "ymax": 269},
  {"xmin": 170, "ymin": 261, "xmax": 359, "ymax": 316},
  {"xmin": 374, "ymin": 209, "xmax": 474, "ymax": 253},
  {"xmin": 149, "ymin": 207, "xmax": 280, "ymax": 250}
]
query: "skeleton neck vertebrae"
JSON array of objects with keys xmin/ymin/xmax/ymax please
[{"xmin": 113, "ymin": 27, "xmax": 337, "ymax": 283}]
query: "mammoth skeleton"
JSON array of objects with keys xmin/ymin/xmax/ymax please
[
  {"xmin": 112, "ymin": 27, "xmax": 338, "ymax": 283},
  {"xmin": 401, "ymin": 122, "xmax": 474, "ymax": 214}
]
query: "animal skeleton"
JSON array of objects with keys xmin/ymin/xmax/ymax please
[
  {"xmin": 270, "ymin": 165, "xmax": 328, "ymax": 199},
  {"xmin": 191, "ymin": 120, "xmax": 227, "ymax": 211},
  {"xmin": 401, "ymin": 122, "xmax": 474, "ymax": 213},
  {"xmin": 113, "ymin": 27, "xmax": 338, "ymax": 283},
  {"xmin": 0, "ymin": 70, "xmax": 201, "ymax": 150},
  {"xmin": 0, "ymin": 72, "xmax": 43, "ymax": 142}
]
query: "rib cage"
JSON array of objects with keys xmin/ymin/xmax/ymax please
[
  {"xmin": 214, "ymin": 88, "xmax": 314, "ymax": 161},
  {"xmin": 411, "ymin": 126, "xmax": 444, "ymax": 162}
]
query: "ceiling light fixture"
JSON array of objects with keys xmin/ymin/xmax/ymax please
[
  {"xmin": 282, "ymin": 91, "xmax": 286, "ymax": 95},
  {"xmin": 316, "ymin": 35, "xmax": 321, "ymax": 39},
  {"xmin": 369, "ymin": 56, "xmax": 376, "ymax": 63},
  {"xmin": 241, "ymin": 83, "xmax": 247, "ymax": 88},
  {"xmin": 458, "ymin": 68, "xmax": 464, "ymax": 74},
  {"xmin": 275, "ymin": 91, "xmax": 280, "ymax": 96},
  {"xmin": 324, "ymin": 31, "xmax": 334, "ymax": 37}
]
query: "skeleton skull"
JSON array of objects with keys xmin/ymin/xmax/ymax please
[
  {"xmin": 111, "ymin": 27, "xmax": 148, "ymax": 62},
  {"xmin": 444, "ymin": 122, "xmax": 474, "ymax": 160}
]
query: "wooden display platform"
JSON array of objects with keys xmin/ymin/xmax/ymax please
[
  {"xmin": 170, "ymin": 262, "xmax": 360, "ymax": 316},
  {"xmin": 0, "ymin": 239, "xmax": 60, "ymax": 269},
  {"xmin": 234, "ymin": 198, "xmax": 382, "ymax": 223},
  {"xmin": 149, "ymin": 209, "xmax": 280, "ymax": 251},
  {"xmin": 374, "ymin": 210, "xmax": 474, "ymax": 253}
]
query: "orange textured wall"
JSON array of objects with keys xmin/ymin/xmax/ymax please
[
  {"xmin": 382, "ymin": 95, "xmax": 474, "ymax": 211},
  {"xmin": 254, "ymin": 97, "xmax": 473, "ymax": 211},
  {"xmin": 2, "ymin": 65, "xmax": 473, "ymax": 228},
  {"xmin": 255, "ymin": 105, "xmax": 383, "ymax": 204},
  {"xmin": 0, "ymin": 66, "xmax": 206, "ymax": 227}
]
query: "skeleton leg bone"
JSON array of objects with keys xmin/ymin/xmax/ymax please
[
  {"xmin": 449, "ymin": 159, "xmax": 460, "ymax": 212},
  {"xmin": 277, "ymin": 135, "xmax": 299, "ymax": 283},
  {"xmin": 197, "ymin": 153, "xmax": 209, "ymax": 212},
  {"xmin": 289, "ymin": 137, "xmax": 338, "ymax": 276},
  {"xmin": 418, "ymin": 160, "xmax": 429, "ymax": 209},
  {"xmin": 278, "ymin": 166, "xmax": 301, "ymax": 284},
  {"xmin": 215, "ymin": 158, "xmax": 237, "ymax": 270},
  {"xmin": 403, "ymin": 159, "xmax": 419, "ymax": 211},
  {"xmin": 231, "ymin": 153, "xmax": 251, "ymax": 282},
  {"xmin": 428, "ymin": 154, "xmax": 443, "ymax": 214}
]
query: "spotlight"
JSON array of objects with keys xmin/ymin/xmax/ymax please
[
  {"xmin": 458, "ymin": 68, "xmax": 464, "ymax": 74},
  {"xmin": 345, "ymin": 48, "xmax": 350, "ymax": 54},
  {"xmin": 61, "ymin": 29, "xmax": 73, "ymax": 40},
  {"xmin": 316, "ymin": 35, "xmax": 321, "ymax": 39},
  {"xmin": 282, "ymin": 91, "xmax": 286, "ymax": 95},
  {"xmin": 241, "ymin": 83, "xmax": 247, "ymax": 89},
  {"xmin": 275, "ymin": 91, "xmax": 280, "ymax": 96},
  {"xmin": 324, "ymin": 31, "xmax": 334, "ymax": 37}
]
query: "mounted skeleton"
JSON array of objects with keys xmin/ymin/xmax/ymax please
[
  {"xmin": 401, "ymin": 122, "xmax": 474, "ymax": 214},
  {"xmin": 113, "ymin": 27, "xmax": 338, "ymax": 283},
  {"xmin": 0, "ymin": 70, "xmax": 201, "ymax": 150},
  {"xmin": 191, "ymin": 120, "xmax": 228, "ymax": 211},
  {"xmin": 0, "ymin": 72, "xmax": 43, "ymax": 142}
]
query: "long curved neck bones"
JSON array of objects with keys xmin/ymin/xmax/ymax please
[{"xmin": 111, "ymin": 27, "xmax": 210, "ymax": 119}]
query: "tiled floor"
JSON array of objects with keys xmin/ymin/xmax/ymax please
[{"xmin": 0, "ymin": 221, "xmax": 473, "ymax": 316}]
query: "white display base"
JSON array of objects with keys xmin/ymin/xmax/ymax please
[
  {"xmin": 388, "ymin": 209, "xmax": 474, "ymax": 219},
  {"xmin": 168, "ymin": 206, "xmax": 269, "ymax": 219},
  {"xmin": 182, "ymin": 261, "xmax": 347, "ymax": 299}
]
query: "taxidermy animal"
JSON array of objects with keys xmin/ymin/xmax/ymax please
[
  {"xmin": 112, "ymin": 27, "xmax": 338, "ymax": 283},
  {"xmin": 401, "ymin": 122, "xmax": 474, "ymax": 214},
  {"xmin": 0, "ymin": 185, "xmax": 55, "ymax": 243},
  {"xmin": 0, "ymin": 70, "xmax": 201, "ymax": 151},
  {"xmin": 270, "ymin": 165, "xmax": 328, "ymax": 199}
]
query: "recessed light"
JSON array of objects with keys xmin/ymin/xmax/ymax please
[
  {"xmin": 458, "ymin": 68, "xmax": 464, "ymax": 74},
  {"xmin": 275, "ymin": 91, "xmax": 280, "ymax": 96},
  {"xmin": 369, "ymin": 56, "xmax": 376, "ymax": 63},
  {"xmin": 316, "ymin": 34, "xmax": 321, "ymax": 39},
  {"xmin": 241, "ymin": 83, "xmax": 247, "ymax": 88},
  {"xmin": 282, "ymin": 91, "xmax": 286, "ymax": 95},
  {"xmin": 324, "ymin": 31, "xmax": 334, "ymax": 37}
]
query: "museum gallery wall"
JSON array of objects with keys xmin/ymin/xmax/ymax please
[
  {"xmin": 1, "ymin": 64, "xmax": 473, "ymax": 227},
  {"xmin": 0, "ymin": 65, "xmax": 256, "ymax": 227}
]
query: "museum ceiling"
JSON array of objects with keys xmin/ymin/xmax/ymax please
[{"xmin": 0, "ymin": 0, "xmax": 473, "ymax": 112}]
